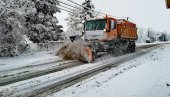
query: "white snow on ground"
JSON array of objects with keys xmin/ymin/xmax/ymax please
[
  {"xmin": 0, "ymin": 42, "xmax": 169, "ymax": 97},
  {"xmin": 0, "ymin": 51, "xmax": 61, "ymax": 71},
  {"xmin": 1, "ymin": 44, "xmax": 154, "ymax": 96},
  {"xmin": 48, "ymin": 44, "xmax": 170, "ymax": 97},
  {"xmin": 0, "ymin": 42, "xmax": 168, "ymax": 71}
]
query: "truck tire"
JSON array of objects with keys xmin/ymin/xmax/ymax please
[
  {"xmin": 113, "ymin": 43, "xmax": 123, "ymax": 56},
  {"xmin": 129, "ymin": 42, "xmax": 135, "ymax": 53}
]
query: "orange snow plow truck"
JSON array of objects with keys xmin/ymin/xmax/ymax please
[{"xmin": 57, "ymin": 16, "xmax": 138, "ymax": 62}]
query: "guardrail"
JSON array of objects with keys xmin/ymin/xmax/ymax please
[
  {"xmin": 27, "ymin": 41, "xmax": 66, "ymax": 53},
  {"xmin": 30, "ymin": 41, "xmax": 65, "ymax": 52}
]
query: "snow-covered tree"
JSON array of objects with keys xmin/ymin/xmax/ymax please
[
  {"xmin": 65, "ymin": 0, "xmax": 96, "ymax": 37},
  {"xmin": 82, "ymin": 0, "xmax": 95, "ymax": 19},
  {"xmin": 0, "ymin": 0, "xmax": 63, "ymax": 56},
  {"xmin": 0, "ymin": 11, "xmax": 25, "ymax": 57},
  {"xmin": 0, "ymin": 0, "xmax": 36, "ymax": 17},
  {"xmin": 147, "ymin": 28, "xmax": 159, "ymax": 42},
  {"xmin": 25, "ymin": 0, "xmax": 63, "ymax": 43},
  {"xmin": 65, "ymin": 6, "xmax": 84, "ymax": 36},
  {"xmin": 0, "ymin": 0, "xmax": 34, "ymax": 56},
  {"xmin": 137, "ymin": 28, "xmax": 148, "ymax": 43},
  {"xmin": 158, "ymin": 32, "xmax": 168, "ymax": 42},
  {"xmin": 167, "ymin": 34, "xmax": 170, "ymax": 41}
]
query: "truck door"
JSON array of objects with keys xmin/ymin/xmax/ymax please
[{"xmin": 107, "ymin": 20, "xmax": 117, "ymax": 40}]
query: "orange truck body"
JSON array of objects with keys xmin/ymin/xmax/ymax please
[{"xmin": 102, "ymin": 16, "xmax": 137, "ymax": 42}]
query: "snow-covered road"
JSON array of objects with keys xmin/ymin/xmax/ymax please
[
  {"xmin": 0, "ymin": 43, "xmax": 169, "ymax": 97},
  {"xmin": 0, "ymin": 42, "xmax": 166, "ymax": 71},
  {"xmin": 0, "ymin": 43, "xmax": 161, "ymax": 86},
  {"xmin": 0, "ymin": 43, "xmax": 165, "ymax": 97},
  {"xmin": 48, "ymin": 44, "xmax": 170, "ymax": 97}
]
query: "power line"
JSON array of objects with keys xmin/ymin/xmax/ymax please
[
  {"xmin": 67, "ymin": 0, "xmax": 102, "ymax": 17},
  {"xmin": 58, "ymin": 0, "xmax": 76, "ymax": 9},
  {"xmin": 59, "ymin": 0, "xmax": 103, "ymax": 17},
  {"xmin": 59, "ymin": 0, "xmax": 83, "ymax": 12},
  {"xmin": 57, "ymin": 0, "xmax": 86, "ymax": 15},
  {"xmin": 58, "ymin": 7, "xmax": 75, "ymax": 14},
  {"xmin": 60, "ymin": 0, "xmax": 100, "ymax": 16},
  {"xmin": 66, "ymin": 0, "xmax": 130, "ymax": 19},
  {"xmin": 66, "ymin": 0, "xmax": 104, "ymax": 17},
  {"xmin": 58, "ymin": 4, "xmax": 76, "ymax": 12},
  {"xmin": 67, "ymin": 0, "xmax": 82, "ymax": 7},
  {"xmin": 58, "ymin": 0, "xmax": 129, "ymax": 19}
]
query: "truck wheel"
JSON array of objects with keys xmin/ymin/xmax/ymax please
[
  {"xmin": 132, "ymin": 43, "xmax": 136, "ymax": 52},
  {"xmin": 107, "ymin": 48, "xmax": 114, "ymax": 54},
  {"xmin": 130, "ymin": 42, "xmax": 135, "ymax": 53},
  {"xmin": 114, "ymin": 43, "xmax": 123, "ymax": 56},
  {"xmin": 128, "ymin": 42, "xmax": 135, "ymax": 53}
]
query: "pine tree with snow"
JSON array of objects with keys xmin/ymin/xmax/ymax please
[
  {"xmin": 25, "ymin": 0, "xmax": 63, "ymax": 43},
  {"xmin": 82, "ymin": 0, "xmax": 95, "ymax": 19}
]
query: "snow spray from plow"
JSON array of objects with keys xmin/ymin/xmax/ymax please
[{"xmin": 57, "ymin": 39, "xmax": 93, "ymax": 63}]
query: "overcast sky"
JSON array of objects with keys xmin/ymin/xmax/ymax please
[{"xmin": 56, "ymin": 0, "xmax": 170, "ymax": 33}]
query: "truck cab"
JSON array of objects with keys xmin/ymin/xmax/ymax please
[{"xmin": 84, "ymin": 17, "xmax": 118, "ymax": 42}]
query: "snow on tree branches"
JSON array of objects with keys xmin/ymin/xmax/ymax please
[
  {"xmin": 65, "ymin": 0, "xmax": 96, "ymax": 36},
  {"xmin": 82, "ymin": 0, "xmax": 95, "ymax": 19},
  {"xmin": 26, "ymin": 0, "xmax": 63, "ymax": 43},
  {"xmin": 0, "ymin": 0, "xmax": 63, "ymax": 56},
  {"xmin": 65, "ymin": 6, "xmax": 84, "ymax": 36},
  {"xmin": 0, "ymin": 11, "xmax": 26, "ymax": 56},
  {"xmin": 0, "ymin": 0, "xmax": 34, "ymax": 56}
]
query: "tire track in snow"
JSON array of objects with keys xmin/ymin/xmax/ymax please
[{"xmin": 0, "ymin": 60, "xmax": 82, "ymax": 86}]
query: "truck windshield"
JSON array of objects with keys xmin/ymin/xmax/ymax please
[{"xmin": 85, "ymin": 19, "xmax": 106, "ymax": 31}]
